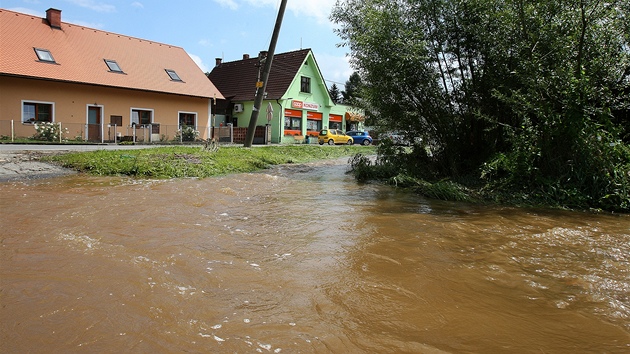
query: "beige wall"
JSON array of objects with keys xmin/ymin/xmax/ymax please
[{"xmin": 0, "ymin": 76, "xmax": 211, "ymax": 140}]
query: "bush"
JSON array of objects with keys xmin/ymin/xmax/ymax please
[
  {"xmin": 174, "ymin": 125, "xmax": 199, "ymax": 142},
  {"xmin": 32, "ymin": 122, "xmax": 68, "ymax": 142}
]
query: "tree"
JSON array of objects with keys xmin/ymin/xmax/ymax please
[
  {"xmin": 329, "ymin": 83, "xmax": 342, "ymax": 104},
  {"xmin": 331, "ymin": 0, "xmax": 630, "ymax": 211},
  {"xmin": 341, "ymin": 72, "xmax": 363, "ymax": 105}
]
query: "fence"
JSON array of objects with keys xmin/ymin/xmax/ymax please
[
  {"xmin": 0, "ymin": 120, "xmax": 274, "ymax": 145},
  {"xmin": 0, "ymin": 121, "xmax": 215, "ymax": 143}
]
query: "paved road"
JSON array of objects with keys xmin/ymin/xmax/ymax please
[{"xmin": 0, "ymin": 144, "xmax": 164, "ymax": 153}]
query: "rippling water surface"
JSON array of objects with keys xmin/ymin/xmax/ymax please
[{"xmin": 1, "ymin": 159, "xmax": 629, "ymax": 353}]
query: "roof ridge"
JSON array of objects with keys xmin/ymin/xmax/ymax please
[
  {"xmin": 0, "ymin": 8, "xmax": 183, "ymax": 50},
  {"xmin": 220, "ymin": 48, "xmax": 311, "ymax": 65}
]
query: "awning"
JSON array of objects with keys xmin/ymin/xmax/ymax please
[{"xmin": 345, "ymin": 112, "xmax": 365, "ymax": 122}]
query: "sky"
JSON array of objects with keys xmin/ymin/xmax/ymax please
[{"xmin": 1, "ymin": 0, "xmax": 353, "ymax": 89}]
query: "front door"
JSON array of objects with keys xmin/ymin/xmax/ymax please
[{"xmin": 88, "ymin": 106, "xmax": 101, "ymax": 142}]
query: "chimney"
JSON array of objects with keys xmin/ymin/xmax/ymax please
[
  {"xmin": 243, "ymin": 54, "xmax": 250, "ymax": 60},
  {"xmin": 215, "ymin": 58, "xmax": 222, "ymax": 66},
  {"xmin": 46, "ymin": 8, "xmax": 62, "ymax": 29}
]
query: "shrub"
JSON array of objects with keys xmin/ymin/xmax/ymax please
[
  {"xmin": 174, "ymin": 125, "xmax": 199, "ymax": 142},
  {"xmin": 32, "ymin": 122, "xmax": 68, "ymax": 142}
]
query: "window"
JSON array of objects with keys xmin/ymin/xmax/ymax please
[
  {"xmin": 284, "ymin": 116, "xmax": 302, "ymax": 130},
  {"xmin": 105, "ymin": 59, "xmax": 124, "ymax": 73},
  {"xmin": 179, "ymin": 112, "xmax": 197, "ymax": 128},
  {"xmin": 307, "ymin": 119, "xmax": 322, "ymax": 132},
  {"xmin": 22, "ymin": 101, "xmax": 53, "ymax": 123},
  {"xmin": 34, "ymin": 48, "xmax": 55, "ymax": 63},
  {"xmin": 166, "ymin": 69, "xmax": 182, "ymax": 81},
  {"xmin": 300, "ymin": 76, "xmax": 311, "ymax": 93},
  {"xmin": 131, "ymin": 109, "xmax": 152, "ymax": 126}
]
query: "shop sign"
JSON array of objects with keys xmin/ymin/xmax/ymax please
[{"xmin": 291, "ymin": 100, "xmax": 319, "ymax": 111}]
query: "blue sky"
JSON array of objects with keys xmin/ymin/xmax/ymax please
[{"xmin": 1, "ymin": 0, "xmax": 353, "ymax": 89}]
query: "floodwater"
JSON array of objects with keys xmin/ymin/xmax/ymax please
[{"xmin": 1, "ymin": 159, "xmax": 629, "ymax": 353}]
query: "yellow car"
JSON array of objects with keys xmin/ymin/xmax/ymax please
[{"xmin": 318, "ymin": 129, "xmax": 354, "ymax": 145}]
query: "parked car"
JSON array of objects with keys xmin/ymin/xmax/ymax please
[
  {"xmin": 346, "ymin": 131, "xmax": 373, "ymax": 145},
  {"xmin": 318, "ymin": 129, "xmax": 353, "ymax": 145}
]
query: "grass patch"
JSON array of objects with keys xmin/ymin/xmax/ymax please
[{"xmin": 44, "ymin": 145, "xmax": 375, "ymax": 179}]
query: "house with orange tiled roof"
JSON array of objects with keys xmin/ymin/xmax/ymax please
[
  {"xmin": 0, "ymin": 8, "xmax": 224, "ymax": 142},
  {"xmin": 208, "ymin": 49, "xmax": 364, "ymax": 144}
]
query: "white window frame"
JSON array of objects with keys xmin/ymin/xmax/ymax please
[
  {"xmin": 178, "ymin": 111, "xmax": 198, "ymax": 130},
  {"xmin": 21, "ymin": 100, "xmax": 55, "ymax": 124},
  {"xmin": 130, "ymin": 107, "xmax": 154, "ymax": 126}
]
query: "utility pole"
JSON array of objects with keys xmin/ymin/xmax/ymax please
[{"xmin": 243, "ymin": 0, "xmax": 288, "ymax": 147}]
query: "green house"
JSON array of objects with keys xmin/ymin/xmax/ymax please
[{"xmin": 208, "ymin": 49, "xmax": 364, "ymax": 144}]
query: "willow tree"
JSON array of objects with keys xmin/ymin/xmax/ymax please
[{"xmin": 332, "ymin": 0, "xmax": 630, "ymax": 211}]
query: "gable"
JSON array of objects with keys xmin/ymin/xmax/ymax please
[
  {"xmin": 286, "ymin": 52, "xmax": 333, "ymax": 107},
  {"xmin": 0, "ymin": 8, "xmax": 224, "ymax": 100},
  {"xmin": 208, "ymin": 49, "xmax": 313, "ymax": 101}
]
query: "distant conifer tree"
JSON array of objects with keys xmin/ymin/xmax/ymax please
[{"xmin": 329, "ymin": 83, "xmax": 342, "ymax": 103}]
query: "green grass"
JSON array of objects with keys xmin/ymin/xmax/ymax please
[{"xmin": 44, "ymin": 145, "xmax": 376, "ymax": 179}]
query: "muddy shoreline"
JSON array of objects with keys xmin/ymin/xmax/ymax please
[{"xmin": 0, "ymin": 151, "xmax": 76, "ymax": 182}]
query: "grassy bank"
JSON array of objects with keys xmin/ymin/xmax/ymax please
[
  {"xmin": 348, "ymin": 150, "xmax": 629, "ymax": 213},
  {"xmin": 45, "ymin": 145, "xmax": 375, "ymax": 179}
]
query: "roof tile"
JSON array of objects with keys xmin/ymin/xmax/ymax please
[
  {"xmin": 0, "ymin": 8, "xmax": 224, "ymax": 99},
  {"xmin": 208, "ymin": 49, "xmax": 311, "ymax": 101}
]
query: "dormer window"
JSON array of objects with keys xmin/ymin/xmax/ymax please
[
  {"xmin": 105, "ymin": 59, "xmax": 124, "ymax": 73},
  {"xmin": 34, "ymin": 48, "xmax": 55, "ymax": 63},
  {"xmin": 165, "ymin": 69, "xmax": 182, "ymax": 82}
]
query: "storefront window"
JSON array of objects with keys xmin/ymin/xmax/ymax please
[
  {"xmin": 307, "ymin": 119, "xmax": 322, "ymax": 132},
  {"xmin": 284, "ymin": 116, "xmax": 301, "ymax": 130}
]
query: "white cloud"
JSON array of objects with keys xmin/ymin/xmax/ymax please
[
  {"xmin": 242, "ymin": 0, "xmax": 337, "ymax": 24},
  {"xmin": 243, "ymin": 0, "xmax": 275, "ymax": 8},
  {"xmin": 214, "ymin": 0, "xmax": 239, "ymax": 10},
  {"xmin": 131, "ymin": 2, "xmax": 144, "ymax": 9},
  {"xmin": 286, "ymin": 0, "xmax": 337, "ymax": 24},
  {"xmin": 64, "ymin": 0, "xmax": 116, "ymax": 13},
  {"xmin": 189, "ymin": 53, "xmax": 210, "ymax": 73},
  {"xmin": 315, "ymin": 53, "xmax": 353, "ymax": 88}
]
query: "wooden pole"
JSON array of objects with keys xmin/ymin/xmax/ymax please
[{"xmin": 243, "ymin": 0, "xmax": 288, "ymax": 147}]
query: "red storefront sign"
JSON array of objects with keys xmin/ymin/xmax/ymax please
[
  {"xmin": 291, "ymin": 100, "xmax": 319, "ymax": 111},
  {"xmin": 284, "ymin": 109, "xmax": 302, "ymax": 117},
  {"xmin": 307, "ymin": 112, "xmax": 322, "ymax": 120},
  {"xmin": 329, "ymin": 114, "xmax": 342, "ymax": 122}
]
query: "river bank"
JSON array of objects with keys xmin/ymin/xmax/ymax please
[
  {"xmin": 0, "ymin": 145, "xmax": 374, "ymax": 181},
  {"xmin": 0, "ymin": 151, "xmax": 76, "ymax": 182}
]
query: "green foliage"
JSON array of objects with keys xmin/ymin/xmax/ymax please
[
  {"xmin": 332, "ymin": 0, "xmax": 630, "ymax": 212},
  {"xmin": 341, "ymin": 72, "xmax": 364, "ymax": 106},
  {"xmin": 174, "ymin": 125, "xmax": 199, "ymax": 142},
  {"xmin": 329, "ymin": 83, "xmax": 342, "ymax": 104},
  {"xmin": 47, "ymin": 145, "xmax": 375, "ymax": 179},
  {"xmin": 412, "ymin": 179, "xmax": 474, "ymax": 202}
]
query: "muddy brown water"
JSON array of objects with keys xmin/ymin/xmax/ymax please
[{"xmin": 1, "ymin": 159, "xmax": 629, "ymax": 353}]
